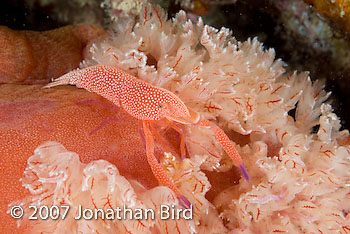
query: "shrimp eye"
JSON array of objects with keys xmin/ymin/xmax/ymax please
[{"xmin": 158, "ymin": 104, "xmax": 164, "ymax": 109}]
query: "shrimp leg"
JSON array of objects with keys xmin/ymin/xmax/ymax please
[
  {"xmin": 142, "ymin": 121, "xmax": 191, "ymax": 208},
  {"xmin": 167, "ymin": 121, "xmax": 187, "ymax": 159},
  {"xmin": 150, "ymin": 120, "xmax": 187, "ymax": 159},
  {"xmin": 149, "ymin": 123, "xmax": 173, "ymax": 155}
]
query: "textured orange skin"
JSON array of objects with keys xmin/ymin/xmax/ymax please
[
  {"xmin": 0, "ymin": 84, "xmax": 243, "ymax": 233},
  {"xmin": 0, "ymin": 84, "xmax": 180, "ymax": 233},
  {"xmin": 0, "ymin": 24, "xmax": 105, "ymax": 84},
  {"xmin": 0, "ymin": 24, "xmax": 105, "ymax": 232}
]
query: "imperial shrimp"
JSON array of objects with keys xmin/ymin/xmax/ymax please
[{"xmin": 44, "ymin": 65, "xmax": 249, "ymax": 207}]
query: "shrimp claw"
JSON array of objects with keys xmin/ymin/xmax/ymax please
[
  {"xmin": 196, "ymin": 119, "xmax": 249, "ymax": 181},
  {"xmin": 177, "ymin": 195, "xmax": 192, "ymax": 209},
  {"xmin": 142, "ymin": 121, "xmax": 191, "ymax": 206}
]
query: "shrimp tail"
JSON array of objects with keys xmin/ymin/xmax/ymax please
[{"xmin": 43, "ymin": 69, "xmax": 82, "ymax": 88}]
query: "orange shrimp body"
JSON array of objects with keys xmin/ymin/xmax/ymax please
[
  {"xmin": 45, "ymin": 65, "xmax": 248, "ymax": 208},
  {"xmin": 46, "ymin": 65, "xmax": 199, "ymax": 124}
]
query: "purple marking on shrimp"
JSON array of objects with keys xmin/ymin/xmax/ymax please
[
  {"xmin": 177, "ymin": 195, "xmax": 191, "ymax": 209},
  {"xmin": 88, "ymin": 117, "xmax": 126, "ymax": 136},
  {"xmin": 239, "ymin": 164, "xmax": 249, "ymax": 181}
]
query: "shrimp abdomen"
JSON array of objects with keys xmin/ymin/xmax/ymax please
[{"xmin": 45, "ymin": 65, "xmax": 132, "ymax": 107}]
